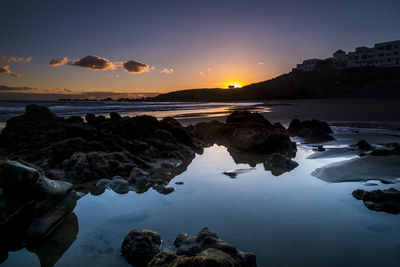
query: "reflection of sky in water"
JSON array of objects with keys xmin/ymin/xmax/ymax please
[{"xmin": 4, "ymin": 145, "xmax": 400, "ymax": 267}]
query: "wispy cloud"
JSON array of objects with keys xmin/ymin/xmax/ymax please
[
  {"xmin": 257, "ymin": 62, "xmax": 265, "ymax": 65},
  {"xmin": 0, "ymin": 85, "xmax": 160, "ymax": 100},
  {"xmin": 0, "ymin": 65, "xmax": 23, "ymax": 77},
  {"xmin": 0, "ymin": 54, "xmax": 32, "ymax": 63},
  {"xmin": 160, "ymin": 68, "xmax": 174, "ymax": 74}
]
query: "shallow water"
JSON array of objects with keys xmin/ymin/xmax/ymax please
[{"xmin": 4, "ymin": 136, "xmax": 400, "ymax": 266}]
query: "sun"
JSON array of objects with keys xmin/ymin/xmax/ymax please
[{"xmin": 224, "ymin": 81, "xmax": 243, "ymax": 89}]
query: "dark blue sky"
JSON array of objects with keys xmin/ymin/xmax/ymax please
[{"xmin": 1, "ymin": 0, "xmax": 400, "ymax": 94}]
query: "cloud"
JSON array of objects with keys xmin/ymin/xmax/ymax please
[
  {"xmin": 258, "ymin": 62, "xmax": 265, "ymax": 65},
  {"xmin": 49, "ymin": 55, "xmax": 151, "ymax": 74},
  {"xmin": 199, "ymin": 71, "xmax": 205, "ymax": 76},
  {"xmin": 49, "ymin": 57, "xmax": 69, "ymax": 66},
  {"xmin": 160, "ymin": 68, "xmax": 174, "ymax": 74},
  {"xmin": 0, "ymin": 85, "xmax": 35, "ymax": 91},
  {"xmin": 0, "ymin": 65, "xmax": 23, "ymax": 77},
  {"xmin": 122, "ymin": 60, "xmax": 149, "ymax": 73},
  {"xmin": 0, "ymin": 55, "xmax": 32, "ymax": 63},
  {"xmin": 71, "ymin": 55, "xmax": 116, "ymax": 70}
]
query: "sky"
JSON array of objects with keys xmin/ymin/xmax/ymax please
[{"xmin": 1, "ymin": 0, "xmax": 400, "ymax": 99}]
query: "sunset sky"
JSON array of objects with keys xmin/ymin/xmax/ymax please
[{"xmin": 1, "ymin": 0, "xmax": 400, "ymax": 98}]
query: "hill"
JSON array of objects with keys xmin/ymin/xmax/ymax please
[{"xmin": 149, "ymin": 66, "xmax": 400, "ymax": 102}]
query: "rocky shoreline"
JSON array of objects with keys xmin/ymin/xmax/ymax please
[{"xmin": 2, "ymin": 104, "xmax": 399, "ymax": 266}]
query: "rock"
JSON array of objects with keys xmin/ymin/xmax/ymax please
[
  {"xmin": 148, "ymin": 251, "xmax": 177, "ymax": 266},
  {"xmin": 229, "ymin": 129, "xmax": 296, "ymax": 156},
  {"xmin": 263, "ymin": 153, "xmax": 298, "ymax": 176},
  {"xmin": 110, "ymin": 112, "xmax": 121, "ymax": 121},
  {"xmin": 121, "ymin": 228, "xmax": 162, "ymax": 266},
  {"xmin": 122, "ymin": 227, "xmax": 257, "ymax": 266},
  {"xmin": 96, "ymin": 176, "xmax": 133, "ymax": 194},
  {"xmin": 352, "ymin": 188, "xmax": 400, "ymax": 214},
  {"xmin": 65, "ymin": 116, "xmax": 84, "ymax": 124},
  {"xmin": 171, "ymin": 248, "xmax": 241, "ymax": 266},
  {"xmin": 287, "ymin": 119, "xmax": 334, "ymax": 142},
  {"xmin": 175, "ymin": 181, "xmax": 184, "ymax": 185},
  {"xmin": 153, "ymin": 184, "xmax": 175, "ymax": 195},
  {"xmin": 172, "ymin": 228, "xmax": 257, "ymax": 267},
  {"xmin": 222, "ymin": 168, "xmax": 256, "ymax": 178},
  {"xmin": 356, "ymin": 140, "xmax": 372, "ymax": 151},
  {"xmin": 0, "ymin": 159, "xmax": 76, "ymax": 247},
  {"xmin": 313, "ymin": 146, "xmax": 326, "ymax": 152}
]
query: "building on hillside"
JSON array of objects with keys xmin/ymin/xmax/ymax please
[
  {"xmin": 372, "ymin": 40, "xmax": 400, "ymax": 67},
  {"xmin": 348, "ymin": 46, "xmax": 376, "ymax": 68},
  {"xmin": 293, "ymin": 40, "xmax": 400, "ymax": 71},
  {"xmin": 332, "ymin": 49, "xmax": 347, "ymax": 61},
  {"xmin": 295, "ymin": 58, "xmax": 321, "ymax": 72}
]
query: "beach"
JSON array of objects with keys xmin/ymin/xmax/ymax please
[{"xmin": 1, "ymin": 99, "xmax": 400, "ymax": 267}]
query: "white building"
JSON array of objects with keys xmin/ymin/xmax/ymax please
[
  {"xmin": 373, "ymin": 40, "xmax": 400, "ymax": 67},
  {"xmin": 293, "ymin": 40, "xmax": 400, "ymax": 71},
  {"xmin": 347, "ymin": 40, "xmax": 400, "ymax": 68},
  {"xmin": 295, "ymin": 58, "xmax": 321, "ymax": 72}
]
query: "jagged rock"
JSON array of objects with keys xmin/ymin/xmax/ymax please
[
  {"xmin": 352, "ymin": 188, "xmax": 400, "ymax": 214},
  {"xmin": 121, "ymin": 228, "xmax": 162, "ymax": 266},
  {"xmin": 192, "ymin": 111, "xmax": 296, "ymax": 157},
  {"xmin": 356, "ymin": 140, "xmax": 372, "ymax": 151},
  {"xmin": 62, "ymin": 151, "xmax": 136, "ymax": 182},
  {"xmin": 287, "ymin": 119, "xmax": 334, "ymax": 142}
]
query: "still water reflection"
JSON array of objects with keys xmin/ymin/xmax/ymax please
[{"xmin": 4, "ymin": 144, "xmax": 400, "ymax": 266}]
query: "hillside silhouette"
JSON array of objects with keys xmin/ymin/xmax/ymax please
[{"xmin": 150, "ymin": 65, "xmax": 400, "ymax": 101}]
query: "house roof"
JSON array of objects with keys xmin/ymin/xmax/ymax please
[{"xmin": 333, "ymin": 49, "xmax": 346, "ymax": 55}]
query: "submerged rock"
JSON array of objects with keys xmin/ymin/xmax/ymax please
[
  {"xmin": 352, "ymin": 188, "xmax": 400, "ymax": 214},
  {"xmin": 121, "ymin": 227, "xmax": 257, "ymax": 266},
  {"xmin": 287, "ymin": 119, "xmax": 334, "ymax": 142}
]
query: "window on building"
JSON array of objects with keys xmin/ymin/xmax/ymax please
[
  {"xmin": 379, "ymin": 53, "xmax": 384, "ymax": 57},
  {"xmin": 386, "ymin": 45, "xmax": 392, "ymax": 50},
  {"xmin": 387, "ymin": 59, "xmax": 391, "ymax": 62}
]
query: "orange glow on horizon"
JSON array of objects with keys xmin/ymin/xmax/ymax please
[{"xmin": 224, "ymin": 81, "xmax": 244, "ymax": 89}]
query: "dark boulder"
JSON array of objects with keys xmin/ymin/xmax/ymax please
[
  {"xmin": 352, "ymin": 188, "xmax": 400, "ymax": 214},
  {"xmin": 121, "ymin": 227, "xmax": 257, "ymax": 266},
  {"xmin": 121, "ymin": 228, "xmax": 162, "ymax": 266},
  {"xmin": 287, "ymin": 119, "xmax": 334, "ymax": 142},
  {"xmin": 356, "ymin": 140, "xmax": 372, "ymax": 151},
  {"xmin": 0, "ymin": 160, "xmax": 76, "ymax": 247}
]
